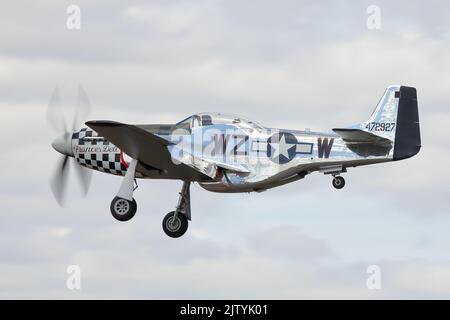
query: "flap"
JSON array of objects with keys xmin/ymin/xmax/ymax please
[
  {"xmin": 205, "ymin": 159, "xmax": 250, "ymax": 174},
  {"xmin": 168, "ymin": 144, "xmax": 250, "ymax": 180}
]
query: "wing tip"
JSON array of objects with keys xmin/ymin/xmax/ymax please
[{"xmin": 85, "ymin": 120, "xmax": 122, "ymax": 128}]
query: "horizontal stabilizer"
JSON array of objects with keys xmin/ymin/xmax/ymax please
[{"xmin": 332, "ymin": 128, "xmax": 392, "ymax": 145}]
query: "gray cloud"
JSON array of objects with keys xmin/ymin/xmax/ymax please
[{"xmin": 248, "ymin": 226, "xmax": 334, "ymax": 260}]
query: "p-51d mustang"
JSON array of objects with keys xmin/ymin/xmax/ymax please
[{"xmin": 49, "ymin": 85, "xmax": 420, "ymax": 238}]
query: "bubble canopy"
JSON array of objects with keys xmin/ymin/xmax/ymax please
[{"xmin": 175, "ymin": 112, "xmax": 265, "ymax": 131}]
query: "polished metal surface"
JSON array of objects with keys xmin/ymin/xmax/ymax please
[{"xmin": 72, "ymin": 85, "xmax": 415, "ymax": 194}]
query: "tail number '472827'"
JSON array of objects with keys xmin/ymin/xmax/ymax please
[{"xmin": 365, "ymin": 122, "xmax": 396, "ymax": 132}]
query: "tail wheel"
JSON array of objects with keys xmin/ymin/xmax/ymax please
[
  {"xmin": 332, "ymin": 176, "xmax": 345, "ymax": 189},
  {"xmin": 162, "ymin": 211, "xmax": 188, "ymax": 238},
  {"xmin": 110, "ymin": 196, "xmax": 137, "ymax": 221}
]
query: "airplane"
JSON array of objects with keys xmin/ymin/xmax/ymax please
[{"xmin": 49, "ymin": 85, "xmax": 421, "ymax": 238}]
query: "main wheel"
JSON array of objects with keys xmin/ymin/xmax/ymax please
[
  {"xmin": 162, "ymin": 211, "xmax": 188, "ymax": 238},
  {"xmin": 332, "ymin": 176, "xmax": 345, "ymax": 189},
  {"xmin": 110, "ymin": 196, "xmax": 137, "ymax": 221}
]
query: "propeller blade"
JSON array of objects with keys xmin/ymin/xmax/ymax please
[
  {"xmin": 72, "ymin": 85, "xmax": 92, "ymax": 130},
  {"xmin": 49, "ymin": 155, "xmax": 70, "ymax": 207},
  {"xmin": 72, "ymin": 158, "xmax": 92, "ymax": 196},
  {"xmin": 49, "ymin": 85, "xmax": 94, "ymax": 206},
  {"xmin": 47, "ymin": 87, "xmax": 67, "ymax": 133}
]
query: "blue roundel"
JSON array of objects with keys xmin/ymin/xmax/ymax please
[{"xmin": 266, "ymin": 132, "xmax": 298, "ymax": 164}]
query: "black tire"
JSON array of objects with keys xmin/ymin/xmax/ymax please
[
  {"xmin": 110, "ymin": 196, "xmax": 137, "ymax": 221},
  {"xmin": 332, "ymin": 176, "xmax": 345, "ymax": 189},
  {"xmin": 162, "ymin": 211, "xmax": 188, "ymax": 238}
]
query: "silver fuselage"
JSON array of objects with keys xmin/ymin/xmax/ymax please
[
  {"xmin": 71, "ymin": 85, "xmax": 421, "ymax": 193},
  {"xmin": 70, "ymin": 124, "xmax": 392, "ymax": 193}
]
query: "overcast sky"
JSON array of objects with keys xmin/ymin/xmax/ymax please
[{"xmin": 1, "ymin": 0, "xmax": 450, "ymax": 299}]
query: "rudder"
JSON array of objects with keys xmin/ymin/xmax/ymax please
[{"xmin": 393, "ymin": 86, "xmax": 421, "ymax": 160}]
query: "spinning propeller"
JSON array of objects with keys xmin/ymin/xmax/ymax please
[{"xmin": 47, "ymin": 86, "xmax": 92, "ymax": 206}]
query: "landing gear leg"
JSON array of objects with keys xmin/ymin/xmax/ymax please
[
  {"xmin": 162, "ymin": 181, "xmax": 191, "ymax": 238},
  {"xmin": 110, "ymin": 159, "xmax": 138, "ymax": 221},
  {"xmin": 332, "ymin": 175, "xmax": 345, "ymax": 190}
]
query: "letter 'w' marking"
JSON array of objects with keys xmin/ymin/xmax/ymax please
[{"xmin": 317, "ymin": 138, "xmax": 334, "ymax": 158}]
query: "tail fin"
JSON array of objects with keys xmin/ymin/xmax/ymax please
[
  {"xmin": 360, "ymin": 85, "xmax": 400, "ymax": 140},
  {"xmin": 336, "ymin": 85, "xmax": 421, "ymax": 160}
]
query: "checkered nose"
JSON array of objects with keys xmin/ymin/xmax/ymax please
[{"xmin": 52, "ymin": 132, "xmax": 74, "ymax": 157}]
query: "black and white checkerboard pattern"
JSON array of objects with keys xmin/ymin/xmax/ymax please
[
  {"xmin": 72, "ymin": 127, "xmax": 106, "ymax": 146},
  {"xmin": 72, "ymin": 128, "xmax": 128, "ymax": 176}
]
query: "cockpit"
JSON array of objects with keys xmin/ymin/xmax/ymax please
[{"xmin": 175, "ymin": 112, "xmax": 265, "ymax": 132}]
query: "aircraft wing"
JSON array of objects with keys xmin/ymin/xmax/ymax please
[
  {"xmin": 86, "ymin": 120, "xmax": 173, "ymax": 169},
  {"xmin": 169, "ymin": 144, "xmax": 250, "ymax": 180},
  {"xmin": 85, "ymin": 120, "xmax": 211, "ymax": 181},
  {"xmin": 332, "ymin": 128, "xmax": 392, "ymax": 145},
  {"xmin": 197, "ymin": 158, "xmax": 250, "ymax": 174}
]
